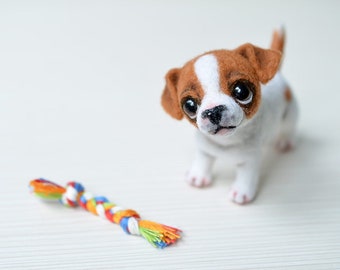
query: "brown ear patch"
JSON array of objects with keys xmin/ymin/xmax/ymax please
[
  {"xmin": 235, "ymin": 43, "xmax": 282, "ymax": 84},
  {"xmin": 161, "ymin": 68, "xmax": 183, "ymax": 120}
]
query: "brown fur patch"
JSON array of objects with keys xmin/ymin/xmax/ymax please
[
  {"xmin": 176, "ymin": 59, "xmax": 205, "ymax": 124},
  {"xmin": 235, "ymin": 43, "xmax": 281, "ymax": 84},
  {"xmin": 284, "ymin": 86, "xmax": 292, "ymax": 102},
  {"xmin": 161, "ymin": 68, "xmax": 183, "ymax": 120},
  {"xmin": 211, "ymin": 49, "xmax": 261, "ymax": 119},
  {"xmin": 161, "ymin": 58, "xmax": 205, "ymax": 123}
]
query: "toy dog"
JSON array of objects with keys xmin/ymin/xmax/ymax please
[{"xmin": 161, "ymin": 28, "xmax": 298, "ymax": 204}]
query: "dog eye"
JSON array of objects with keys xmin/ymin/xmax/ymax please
[
  {"xmin": 182, "ymin": 98, "xmax": 199, "ymax": 119},
  {"xmin": 232, "ymin": 82, "xmax": 253, "ymax": 105}
]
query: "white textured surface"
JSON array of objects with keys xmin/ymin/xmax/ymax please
[{"xmin": 1, "ymin": 1, "xmax": 340, "ymax": 269}]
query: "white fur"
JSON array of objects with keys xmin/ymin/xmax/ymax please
[
  {"xmin": 186, "ymin": 71, "xmax": 298, "ymax": 204},
  {"xmin": 194, "ymin": 54, "xmax": 220, "ymax": 94}
]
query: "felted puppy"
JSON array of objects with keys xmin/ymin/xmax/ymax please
[{"xmin": 161, "ymin": 28, "xmax": 298, "ymax": 204}]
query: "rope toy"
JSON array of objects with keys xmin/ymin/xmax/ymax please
[{"xmin": 29, "ymin": 178, "xmax": 182, "ymax": 248}]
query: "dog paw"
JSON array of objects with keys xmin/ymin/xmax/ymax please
[
  {"xmin": 185, "ymin": 171, "xmax": 212, "ymax": 188},
  {"xmin": 228, "ymin": 184, "xmax": 256, "ymax": 205}
]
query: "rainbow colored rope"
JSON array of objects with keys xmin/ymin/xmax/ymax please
[{"xmin": 29, "ymin": 178, "xmax": 181, "ymax": 248}]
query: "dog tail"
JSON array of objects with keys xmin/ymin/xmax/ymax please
[
  {"xmin": 270, "ymin": 26, "xmax": 285, "ymax": 69},
  {"xmin": 270, "ymin": 26, "xmax": 285, "ymax": 54}
]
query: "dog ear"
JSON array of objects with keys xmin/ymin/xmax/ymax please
[
  {"xmin": 161, "ymin": 68, "xmax": 184, "ymax": 120},
  {"xmin": 236, "ymin": 43, "xmax": 282, "ymax": 84}
]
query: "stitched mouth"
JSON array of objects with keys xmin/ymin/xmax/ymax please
[{"xmin": 213, "ymin": 125, "xmax": 236, "ymax": 135}]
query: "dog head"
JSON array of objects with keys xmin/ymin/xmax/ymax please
[{"xmin": 161, "ymin": 43, "xmax": 281, "ymax": 136}]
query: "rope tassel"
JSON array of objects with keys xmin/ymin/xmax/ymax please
[{"xmin": 29, "ymin": 179, "xmax": 181, "ymax": 248}]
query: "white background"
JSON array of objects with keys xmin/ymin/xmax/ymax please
[{"xmin": 1, "ymin": 1, "xmax": 339, "ymax": 269}]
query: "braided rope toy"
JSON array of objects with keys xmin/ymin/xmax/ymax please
[{"xmin": 29, "ymin": 178, "xmax": 181, "ymax": 248}]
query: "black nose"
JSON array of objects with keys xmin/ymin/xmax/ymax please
[{"xmin": 201, "ymin": 105, "xmax": 227, "ymax": 125}]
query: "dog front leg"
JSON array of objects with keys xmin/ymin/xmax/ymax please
[
  {"xmin": 186, "ymin": 150, "xmax": 215, "ymax": 188},
  {"xmin": 228, "ymin": 156, "xmax": 261, "ymax": 204}
]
